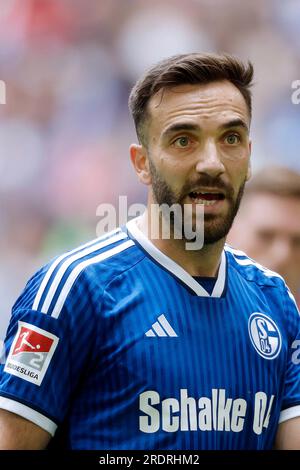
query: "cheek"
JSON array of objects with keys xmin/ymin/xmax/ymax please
[
  {"xmin": 223, "ymin": 144, "xmax": 250, "ymax": 172},
  {"xmin": 158, "ymin": 154, "xmax": 189, "ymax": 183},
  {"xmin": 225, "ymin": 160, "xmax": 249, "ymax": 192}
]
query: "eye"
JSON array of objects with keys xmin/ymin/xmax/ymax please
[
  {"xmin": 225, "ymin": 133, "xmax": 240, "ymax": 145},
  {"xmin": 173, "ymin": 136, "xmax": 190, "ymax": 148}
]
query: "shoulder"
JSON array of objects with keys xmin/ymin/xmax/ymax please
[
  {"xmin": 225, "ymin": 244, "xmax": 300, "ymax": 338},
  {"xmin": 13, "ymin": 227, "xmax": 143, "ymax": 318},
  {"xmin": 225, "ymin": 243, "xmax": 287, "ymax": 290}
]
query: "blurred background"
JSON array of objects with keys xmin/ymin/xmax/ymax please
[{"xmin": 0, "ymin": 0, "xmax": 300, "ymax": 337}]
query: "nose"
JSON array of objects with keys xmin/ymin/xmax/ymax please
[{"xmin": 195, "ymin": 139, "xmax": 225, "ymax": 178}]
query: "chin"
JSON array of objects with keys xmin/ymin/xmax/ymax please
[{"xmin": 202, "ymin": 218, "xmax": 234, "ymax": 245}]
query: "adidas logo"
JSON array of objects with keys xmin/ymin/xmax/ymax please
[{"xmin": 145, "ymin": 314, "xmax": 178, "ymax": 337}]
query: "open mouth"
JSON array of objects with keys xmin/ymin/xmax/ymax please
[{"xmin": 188, "ymin": 191, "xmax": 225, "ymax": 206}]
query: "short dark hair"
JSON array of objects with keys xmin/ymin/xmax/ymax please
[
  {"xmin": 245, "ymin": 166, "xmax": 300, "ymax": 199},
  {"xmin": 129, "ymin": 52, "xmax": 254, "ymax": 145}
]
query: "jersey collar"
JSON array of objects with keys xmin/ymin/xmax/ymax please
[{"xmin": 126, "ymin": 217, "xmax": 227, "ymax": 298}]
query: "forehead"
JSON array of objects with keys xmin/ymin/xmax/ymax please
[{"xmin": 147, "ymin": 81, "xmax": 250, "ymax": 136}]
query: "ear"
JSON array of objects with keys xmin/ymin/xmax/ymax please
[
  {"xmin": 130, "ymin": 144, "xmax": 152, "ymax": 185},
  {"xmin": 246, "ymin": 139, "xmax": 252, "ymax": 181}
]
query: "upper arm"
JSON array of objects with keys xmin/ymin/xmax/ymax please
[
  {"xmin": 0, "ymin": 250, "xmax": 100, "ymax": 449},
  {"xmin": 275, "ymin": 416, "xmax": 300, "ymax": 450},
  {"xmin": 0, "ymin": 409, "xmax": 51, "ymax": 450}
]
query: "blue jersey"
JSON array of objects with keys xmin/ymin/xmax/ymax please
[{"xmin": 0, "ymin": 217, "xmax": 300, "ymax": 450}]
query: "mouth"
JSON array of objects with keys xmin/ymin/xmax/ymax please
[{"xmin": 188, "ymin": 190, "xmax": 225, "ymax": 206}]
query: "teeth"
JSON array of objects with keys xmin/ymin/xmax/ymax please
[
  {"xmin": 191, "ymin": 191, "xmax": 210, "ymax": 197},
  {"xmin": 196, "ymin": 199, "xmax": 217, "ymax": 206},
  {"xmin": 190, "ymin": 197, "xmax": 218, "ymax": 206},
  {"xmin": 190, "ymin": 191, "xmax": 220, "ymax": 197}
]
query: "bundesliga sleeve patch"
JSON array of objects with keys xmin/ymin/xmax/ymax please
[{"xmin": 4, "ymin": 321, "xmax": 59, "ymax": 386}]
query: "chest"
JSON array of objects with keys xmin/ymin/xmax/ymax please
[{"xmin": 98, "ymin": 283, "xmax": 287, "ymax": 399}]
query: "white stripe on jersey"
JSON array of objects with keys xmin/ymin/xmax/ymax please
[
  {"xmin": 287, "ymin": 290, "xmax": 300, "ymax": 313},
  {"xmin": 39, "ymin": 232, "xmax": 128, "ymax": 315},
  {"xmin": 279, "ymin": 404, "xmax": 300, "ymax": 424},
  {"xmin": 225, "ymin": 246, "xmax": 284, "ymax": 281},
  {"xmin": 127, "ymin": 217, "xmax": 227, "ymax": 297},
  {"xmin": 225, "ymin": 245, "xmax": 248, "ymax": 257},
  {"xmin": 32, "ymin": 228, "xmax": 123, "ymax": 311},
  {"xmin": 227, "ymin": 247, "xmax": 300, "ymax": 313},
  {"xmin": 232, "ymin": 257, "xmax": 283, "ymax": 279},
  {"xmin": 0, "ymin": 396, "xmax": 57, "ymax": 436},
  {"xmin": 50, "ymin": 239, "xmax": 134, "ymax": 318},
  {"xmin": 211, "ymin": 251, "xmax": 226, "ymax": 297}
]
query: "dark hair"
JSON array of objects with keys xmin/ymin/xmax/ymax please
[
  {"xmin": 129, "ymin": 52, "xmax": 254, "ymax": 145},
  {"xmin": 245, "ymin": 166, "xmax": 300, "ymax": 199}
]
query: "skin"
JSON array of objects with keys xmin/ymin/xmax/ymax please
[
  {"xmin": 130, "ymin": 79, "xmax": 300, "ymax": 449},
  {"xmin": 0, "ymin": 409, "xmax": 51, "ymax": 449},
  {"xmin": 130, "ymin": 80, "xmax": 252, "ymax": 276},
  {"xmin": 0, "ymin": 80, "xmax": 298, "ymax": 449},
  {"xmin": 228, "ymin": 193, "xmax": 300, "ymax": 297}
]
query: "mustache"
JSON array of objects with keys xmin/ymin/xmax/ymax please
[{"xmin": 181, "ymin": 175, "xmax": 234, "ymax": 198}]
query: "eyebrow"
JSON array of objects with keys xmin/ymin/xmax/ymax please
[
  {"xmin": 161, "ymin": 118, "xmax": 249, "ymax": 140},
  {"xmin": 219, "ymin": 118, "xmax": 249, "ymax": 132},
  {"xmin": 161, "ymin": 123, "xmax": 201, "ymax": 140}
]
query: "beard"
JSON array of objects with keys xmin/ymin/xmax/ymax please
[{"xmin": 148, "ymin": 157, "xmax": 246, "ymax": 245}]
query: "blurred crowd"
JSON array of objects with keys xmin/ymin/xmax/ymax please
[{"xmin": 0, "ymin": 0, "xmax": 300, "ymax": 336}]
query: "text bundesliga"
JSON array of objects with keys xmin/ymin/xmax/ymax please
[{"xmin": 139, "ymin": 389, "xmax": 274, "ymax": 435}]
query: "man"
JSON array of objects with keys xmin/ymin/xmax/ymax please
[
  {"xmin": 0, "ymin": 53, "xmax": 299, "ymax": 450},
  {"xmin": 228, "ymin": 166, "xmax": 300, "ymax": 306}
]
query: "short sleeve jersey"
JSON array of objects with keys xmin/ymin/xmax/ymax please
[{"xmin": 0, "ymin": 218, "xmax": 299, "ymax": 449}]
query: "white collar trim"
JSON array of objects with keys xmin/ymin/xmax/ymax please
[{"xmin": 126, "ymin": 217, "xmax": 226, "ymax": 298}]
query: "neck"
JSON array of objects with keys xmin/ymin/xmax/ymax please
[{"xmin": 137, "ymin": 206, "xmax": 225, "ymax": 277}]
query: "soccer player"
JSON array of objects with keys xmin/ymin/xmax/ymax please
[
  {"xmin": 0, "ymin": 53, "xmax": 299, "ymax": 450},
  {"xmin": 228, "ymin": 166, "xmax": 300, "ymax": 306}
]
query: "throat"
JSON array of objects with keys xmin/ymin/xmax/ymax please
[
  {"xmin": 193, "ymin": 276, "xmax": 217, "ymax": 294},
  {"xmin": 153, "ymin": 236, "xmax": 224, "ymax": 278}
]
